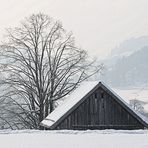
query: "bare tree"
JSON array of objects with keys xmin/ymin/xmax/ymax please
[
  {"xmin": 0, "ymin": 13, "xmax": 103, "ymax": 129},
  {"xmin": 129, "ymin": 99, "xmax": 146, "ymax": 113}
]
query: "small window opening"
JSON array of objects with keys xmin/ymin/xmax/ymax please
[
  {"xmin": 102, "ymin": 103, "xmax": 104, "ymax": 109},
  {"xmin": 101, "ymin": 92, "xmax": 104, "ymax": 98},
  {"xmin": 94, "ymin": 93, "xmax": 97, "ymax": 98},
  {"xmin": 101, "ymin": 98, "xmax": 104, "ymax": 109}
]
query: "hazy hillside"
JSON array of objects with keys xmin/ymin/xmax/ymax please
[
  {"xmin": 101, "ymin": 37, "xmax": 148, "ymax": 88},
  {"xmin": 111, "ymin": 36, "xmax": 148, "ymax": 56}
]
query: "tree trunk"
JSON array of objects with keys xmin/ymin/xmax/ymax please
[
  {"xmin": 49, "ymin": 100, "xmax": 54, "ymax": 113},
  {"xmin": 39, "ymin": 104, "xmax": 44, "ymax": 130},
  {"xmin": 39, "ymin": 104, "xmax": 44, "ymax": 122},
  {"xmin": 45, "ymin": 99, "xmax": 49, "ymax": 117}
]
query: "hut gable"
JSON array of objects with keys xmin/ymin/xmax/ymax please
[{"xmin": 41, "ymin": 81, "xmax": 148, "ymax": 130}]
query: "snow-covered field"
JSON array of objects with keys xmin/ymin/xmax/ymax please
[{"xmin": 0, "ymin": 130, "xmax": 148, "ymax": 148}]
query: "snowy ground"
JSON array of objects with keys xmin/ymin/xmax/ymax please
[{"xmin": 0, "ymin": 130, "xmax": 148, "ymax": 148}]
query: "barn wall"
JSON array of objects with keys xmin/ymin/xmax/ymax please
[{"xmin": 55, "ymin": 88, "xmax": 144, "ymax": 130}]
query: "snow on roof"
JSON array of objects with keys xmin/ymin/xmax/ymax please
[
  {"xmin": 41, "ymin": 81, "xmax": 99, "ymax": 128},
  {"xmin": 41, "ymin": 81, "xmax": 148, "ymax": 128}
]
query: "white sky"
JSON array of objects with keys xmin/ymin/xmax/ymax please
[{"xmin": 0, "ymin": 0, "xmax": 148, "ymax": 58}]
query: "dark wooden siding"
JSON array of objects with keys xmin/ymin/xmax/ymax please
[{"xmin": 55, "ymin": 88, "xmax": 144, "ymax": 130}]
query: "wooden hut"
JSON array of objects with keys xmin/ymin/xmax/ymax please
[{"xmin": 41, "ymin": 81, "xmax": 148, "ymax": 130}]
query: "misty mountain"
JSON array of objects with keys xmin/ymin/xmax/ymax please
[
  {"xmin": 101, "ymin": 37, "xmax": 148, "ymax": 88},
  {"xmin": 111, "ymin": 36, "xmax": 148, "ymax": 56},
  {"xmin": 101, "ymin": 36, "xmax": 148, "ymax": 68}
]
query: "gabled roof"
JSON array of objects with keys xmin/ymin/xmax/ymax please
[{"xmin": 41, "ymin": 81, "xmax": 148, "ymax": 129}]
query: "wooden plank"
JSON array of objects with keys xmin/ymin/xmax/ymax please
[
  {"xmin": 108, "ymin": 95, "xmax": 112, "ymax": 124},
  {"xmin": 104, "ymin": 93, "xmax": 108, "ymax": 125}
]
